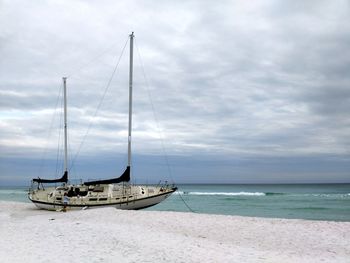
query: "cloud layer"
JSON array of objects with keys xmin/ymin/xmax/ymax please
[{"xmin": 1, "ymin": 0, "xmax": 350, "ymax": 184}]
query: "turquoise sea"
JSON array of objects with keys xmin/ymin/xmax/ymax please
[{"xmin": 1, "ymin": 184, "xmax": 349, "ymax": 221}]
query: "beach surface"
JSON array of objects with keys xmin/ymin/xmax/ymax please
[{"xmin": 0, "ymin": 201, "xmax": 349, "ymax": 262}]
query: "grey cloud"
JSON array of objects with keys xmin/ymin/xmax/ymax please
[{"xmin": 1, "ymin": 0, "xmax": 350, "ymax": 183}]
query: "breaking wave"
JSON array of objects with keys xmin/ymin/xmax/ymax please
[
  {"xmin": 175, "ymin": 192, "xmax": 350, "ymax": 198},
  {"xmin": 175, "ymin": 191, "xmax": 266, "ymax": 196}
]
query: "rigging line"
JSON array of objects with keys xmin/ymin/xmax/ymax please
[
  {"xmin": 38, "ymin": 84, "xmax": 62, "ymax": 177},
  {"xmin": 55, "ymin": 94, "xmax": 64, "ymax": 178},
  {"xmin": 68, "ymin": 137, "xmax": 76, "ymax": 183},
  {"xmin": 134, "ymin": 40, "xmax": 174, "ymax": 183},
  {"xmin": 135, "ymin": 40, "xmax": 195, "ymax": 213},
  {"xmin": 68, "ymin": 37, "xmax": 129, "ymax": 172},
  {"xmin": 66, "ymin": 40, "xmax": 125, "ymax": 79}
]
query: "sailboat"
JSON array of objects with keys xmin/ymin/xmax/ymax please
[{"xmin": 28, "ymin": 32, "xmax": 177, "ymax": 211}]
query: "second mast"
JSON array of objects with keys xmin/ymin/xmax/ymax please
[{"xmin": 128, "ymin": 32, "xmax": 134, "ymax": 168}]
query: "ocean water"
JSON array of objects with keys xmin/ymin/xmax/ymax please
[
  {"xmin": 1, "ymin": 184, "xmax": 349, "ymax": 221},
  {"xmin": 151, "ymin": 184, "xmax": 350, "ymax": 221}
]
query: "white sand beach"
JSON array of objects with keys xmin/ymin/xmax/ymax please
[{"xmin": 0, "ymin": 201, "xmax": 349, "ymax": 263}]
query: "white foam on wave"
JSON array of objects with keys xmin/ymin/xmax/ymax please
[{"xmin": 176, "ymin": 191, "xmax": 266, "ymax": 196}]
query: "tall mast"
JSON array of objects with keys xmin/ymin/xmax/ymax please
[
  {"xmin": 63, "ymin": 77, "xmax": 68, "ymax": 175},
  {"xmin": 128, "ymin": 32, "xmax": 134, "ymax": 168}
]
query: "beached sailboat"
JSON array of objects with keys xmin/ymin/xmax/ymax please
[{"xmin": 28, "ymin": 32, "xmax": 177, "ymax": 211}]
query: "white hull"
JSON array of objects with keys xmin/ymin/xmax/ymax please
[
  {"xmin": 29, "ymin": 184, "xmax": 176, "ymax": 211},
  {"xmin": 30, "ymin": 192, "xmax": 173, "ymax": 211}
]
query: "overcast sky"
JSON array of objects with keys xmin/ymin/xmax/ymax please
[{"xmin": 1, "ymin": 0, "xmax": 350, "ymax": 185}]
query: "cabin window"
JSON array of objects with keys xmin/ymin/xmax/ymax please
[
  {"xmin": 56, "ymin": 197, "xmax": 62, "ymax": 201},
  {"xmin": 89, "ymin": 198, "xmax": 97, "ymax": 201},
  {"xmin": 99, "ymin": 198, "xmax": 107, "ymax": 201},
  {"xmin": 93, "ymin": 186, "xmax": 104, "ymax": 192},
  {"xmin": 129, "ymin": 196, "xmax": 133, "ymax": 198}
]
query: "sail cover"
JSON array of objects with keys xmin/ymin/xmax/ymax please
[
  {"xmin": 33, "ymin": 171, "xmax": 68, "ymax": 184},
  {"xmin": 83, "ymin": 166, "xmax": 130, "ymax": 186}
]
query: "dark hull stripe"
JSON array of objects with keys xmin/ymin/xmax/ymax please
[{"xmin": 28, "ymin": 189, "xmax": 176, "ymax": 208}]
